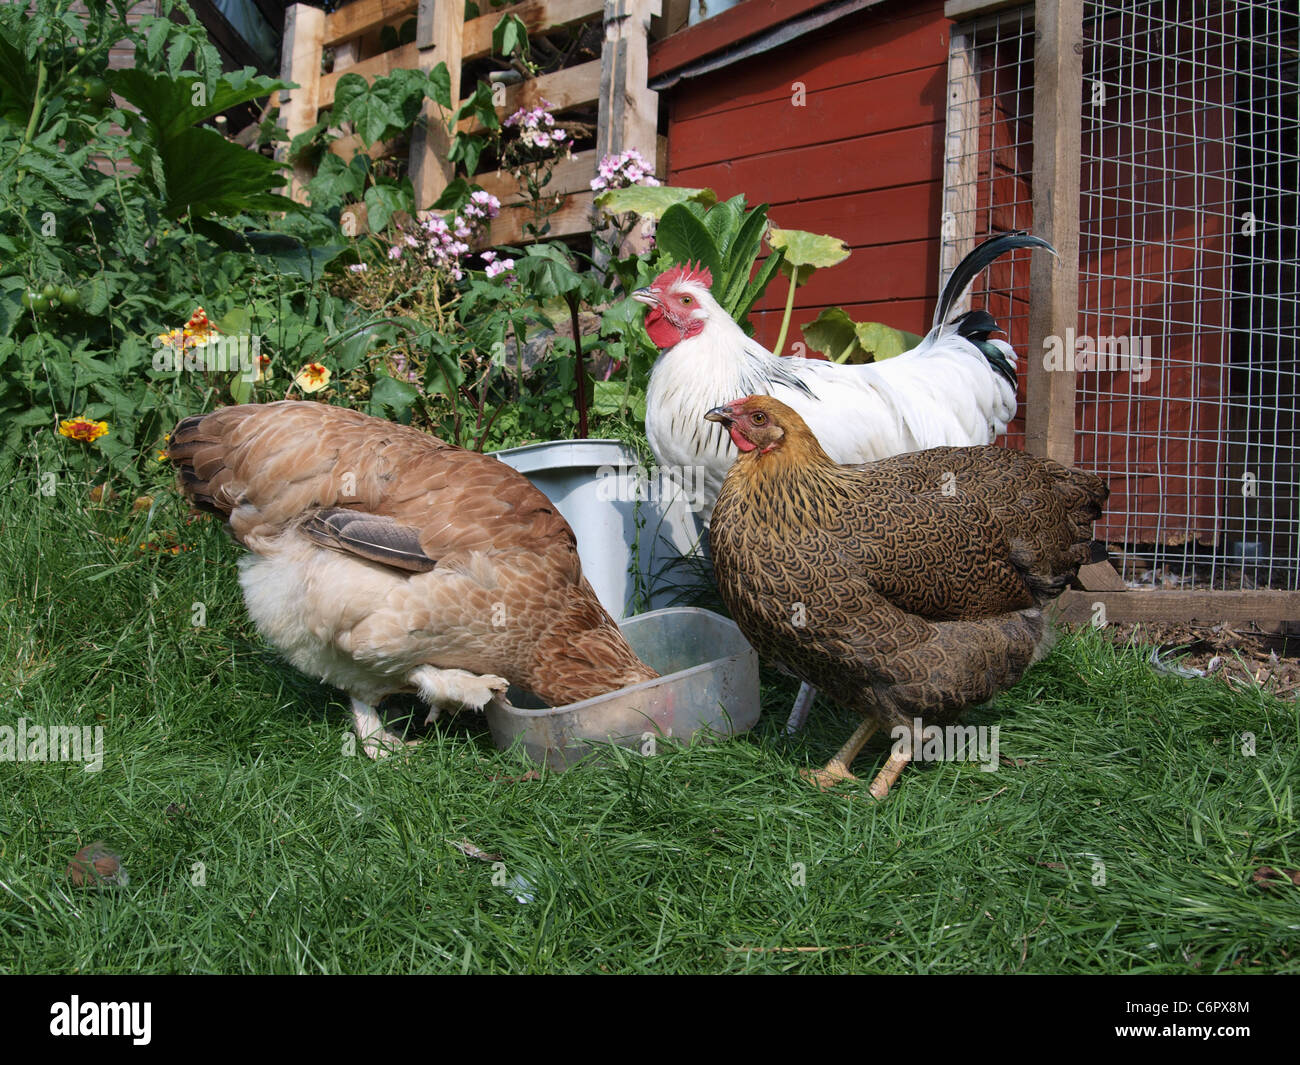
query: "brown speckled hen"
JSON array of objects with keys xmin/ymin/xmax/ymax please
[
  {"xmin": 169, "ymin": 401, "xmax": 656, "ymax": 758},
  {"xmin": 705, "ymin": 395, "xmax": 1108, "ymax": 798}
]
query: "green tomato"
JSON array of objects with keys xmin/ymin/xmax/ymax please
[
  {"xmin": 82, "ymin": 77, "xmax": 110, "ymax": 106},
  {"xmin": 41, "ymin": 283, "xmax": 59, "ymax": 301},
  {"xmin": 21, "ymin": 289, "xmax": 39, "ymax": 309},
  {"xmin": 58, "ymin": 286, "xmax": 81, "ymax": 309}
]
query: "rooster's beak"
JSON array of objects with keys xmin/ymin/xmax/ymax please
[
  {"xmin": 632, "ymin": 288, "xmax": 659, "ymax": 307},
  {"xmin": 704, "ymin": 406, "xmax": 733, "ymax": 426}
]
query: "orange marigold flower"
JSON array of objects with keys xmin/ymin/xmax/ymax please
[
  {"xmin": 59, "ymin": 417, "xmax": 109, "ymax": 443},
  {"xmin": 294, "ymin": 362, "xmax": 331, "ymax": 393}
]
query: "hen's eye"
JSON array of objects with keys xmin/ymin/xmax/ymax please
[
  {"xmin": 752, "ymin": 412, "xmax": 766, "ymax": 425},
  {"xmin": 680, "ymin": 296, "xmax": 693, "ymax": 305}
]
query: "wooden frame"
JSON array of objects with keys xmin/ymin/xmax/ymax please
[
  {"xmin": 278, "ymin": 0, "xmax": 659, "ymax": 237},
  {"xmin": 943, "ymin": 0, "xmax": 1300, "ymax": 627}
]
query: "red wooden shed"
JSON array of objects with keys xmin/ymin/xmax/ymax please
[{"xmin": 647, "ymin": 0, "xmax": 1300, "ymax": 617}]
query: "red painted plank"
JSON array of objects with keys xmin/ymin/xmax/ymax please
[
  {"xmin": 649, "ymin": 0, "xmax": 831, "ymax": 80},
  {"xmin": 765, "ymin": 182, "xmax": 943, "ymax": 249},
  {"xmin": 669, "ymin": 2, "xmax": 951, "ymax": 123},
  {"xmin": 670, "ymin": 121, "xmax": 944, "ymax": 205},
  {"xmin": 670, "ymin": 64, "xmax": 946, "ymax": 171}
]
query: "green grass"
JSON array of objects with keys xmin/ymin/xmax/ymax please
[{"xmin": 1, "ymin": 453, "xmax": 1297, "ymax": 974}]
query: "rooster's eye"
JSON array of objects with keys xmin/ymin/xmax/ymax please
[{"xmin": 681, "ymin": 296, "xmax": 693, "ymax": 305}]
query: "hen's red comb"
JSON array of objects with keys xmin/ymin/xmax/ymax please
[{"xmin": 654, "ymin": 261, "xmax": 713, "ymax": 291}]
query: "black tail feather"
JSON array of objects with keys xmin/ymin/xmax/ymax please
[{"xmin": 933, "ymin": 231, "xmax": 1056, "ymax": 331}]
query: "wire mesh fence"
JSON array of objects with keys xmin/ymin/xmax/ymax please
[{"xmin": 944, "ymin": 0, "xmax": 1299, "ymax": 593}]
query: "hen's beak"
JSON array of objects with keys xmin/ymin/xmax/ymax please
[
  {"xmin": 704, "ymin": 406, "xmax": 733, "ymax": 426},
  {"xmin": 632, "ymin": 288, "xmax": 659, "ymax": 307}
]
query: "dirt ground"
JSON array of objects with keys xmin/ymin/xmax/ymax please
[{"xmin": 1098, "ymin": 620, "xmax": 1300, "ymax": 700}]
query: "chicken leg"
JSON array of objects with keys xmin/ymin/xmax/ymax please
[
  {"xmin": 800, "ymin": 717, "xmax": 878, "ymax": 789},
  {"xmin": 801, "ymin": 717, "xmax": 913, "ymax": 798},
  {"xmin": 351, "ymin": 698, "xmax": 419, "ymax": 760},
  {"xmin": 785, "ymin": 682, "xmax": 817, "ymax": 734}
]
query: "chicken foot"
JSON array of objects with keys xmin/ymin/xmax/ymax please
[
  {"xmin": 800, "ymin": 717, "xmax": 878, "ymax": 789},
  {"xmin": 351, "ymin": 698, "xmax": 420, "ymax": 760},
  {"xmin": 800, "ymin": 716, "xmax": 913, "ymax": 798}
]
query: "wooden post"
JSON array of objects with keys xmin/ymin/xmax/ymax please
[
  {"xmin": 1024, "ymin": 0, "xmax": 1082, "ymax": 465},
  {"xmin": 596, "ymin": 0, "xmax": 660, "ymax": 168},
  {"xmin": 941, "ymin": 27, "xmax": 978, "ymax": 317},
  {"xmin": 409, "ymin": 0, "xmax": 463, "ymax": 209},
  {"xmin": 278, "ymin": 3, "xmax": 326, "ymax": 206}
]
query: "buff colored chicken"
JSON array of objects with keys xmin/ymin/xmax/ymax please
[
  {"xmin": 169, "ymin": 401, "xmax": 656, "ymax": 758},
  {"xmin": 705, "ymin": 395, "xmax": 1108, "ymax": 798}
]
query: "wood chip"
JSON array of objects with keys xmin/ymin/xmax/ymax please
[{"xmin": 449, "ymin": 839, "xmax": 502, "ymax": 862}]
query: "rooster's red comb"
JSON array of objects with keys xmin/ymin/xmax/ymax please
[{"xmin": 653, "ymin": 261, "xmax": 713, "ymax": 291}]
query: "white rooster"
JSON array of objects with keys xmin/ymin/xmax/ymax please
[{"xmin": 633, "ymin": 231, "xmax": 1055, "ymax": 731}]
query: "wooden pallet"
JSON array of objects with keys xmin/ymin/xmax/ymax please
[{"xmin": 277, "ymin": 0, "xmax": 661, "ymax": 245}]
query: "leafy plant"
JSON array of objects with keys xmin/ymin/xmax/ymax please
[
  {"xmin": 801, "ymin": 307, "xmax": 925, "ymax": 363},
  {"xmin": 765, "ymin": 227, "xmax": 851, "ymax": 354},
  {"xmin": 652, "ymin": 195, "xmax": 786, "ymax": 334}
]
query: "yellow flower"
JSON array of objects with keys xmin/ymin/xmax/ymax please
[
  {"xmin": 158, "ymin": 309, "xmax": 219, "ymax": 352},
  {"xmin": 294, "ymin": 362, "xmax": 331, "ymax": 393},
  {"xmin": 59, "ymin": 417, "xmax": 109, "ymax": 443}
]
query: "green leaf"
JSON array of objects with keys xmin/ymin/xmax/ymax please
[
  {"xmin": 451, "ymin": 81, "xmax": 498, "ymax": 132},
  {"xmin": 363, "ymin": 182, "xmax": 413, "ymax": 233},
  {"xmin": 800, "ymin": 308, "xmax": 923, "ymax": 363},
  {"xmin": 448, "ymin": 131, "xmax": 489, "ymax": 179},
  {"xmin": 336, "ymin": 74, "xmax": 405, "ymax": 145},
  {"xmin": 0, "ymin": 37, "xmax": 35, "ymax": 124},
  {"xmin": 717, "ymin": 203, "xmax": 770, "ymax": 314},
  {"xmin": 847, "ymin": 320, "xmax": 924, "ymax": 363},
  {"xmin": 702, "ymin": 195, "xmax": 744, "ymax": 261},
  {"xmin": 655, "ymin": 204, "xmax": 722, "ymax": 289},
  {"xmin": 425, "ymin": 62, "xmax": 452, "ymax": 111},
  {"xmin": 153, "ymin": 127, "xmax": 296, "ymax": 218},
  {"xmin": 229, "ymin": 371, "xmax": 254, "ymax": 404},
  {"xmin": 431, "ymin": 176, "xmax": 475, "ymax": 211},
  {"xmin": 514, "ymin": 245, "xmax": 583, "ymax": 299},
  {"xmin": 767, "ymin": 227, "xmax": 851, "ymax": 286},
  {"xmin": 594, "ymin": 184, "xmax": 715, "ymax": 220},
  {"xmin": 732, "ymin": 247, "xmax": 784, "ymax": 329},
  {"xmin": 800, "ymin": 307, "xmax": 860, "ymax": 362},
  {"xmin": 109, "ymin": 68, "xmax": 288, "ymax": 141},
  {"xmin": 493, "ymin": 14, "xmax": 531, "ymax": 61}
]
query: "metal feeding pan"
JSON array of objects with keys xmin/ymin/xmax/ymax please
[{"xmin": 485, "ymin": 607, "xmax": 760, "ymax": 770}]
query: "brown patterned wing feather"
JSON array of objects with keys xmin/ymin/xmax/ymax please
[
  {"xmin": 708, "ymin": 396, "xmax": 1108, "ymax": 731},
  {"xmin": 169, "ymin": 402, "xmax": 655, "ymax": 707}
]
